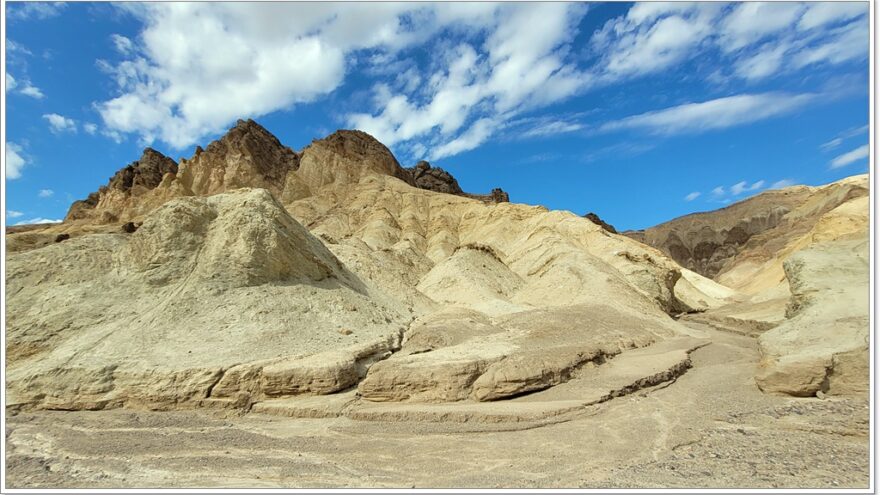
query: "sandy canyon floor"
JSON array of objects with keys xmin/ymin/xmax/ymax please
[{"xmin": 6, "ymin": 321, "xmax": 869, "ymax": 489}]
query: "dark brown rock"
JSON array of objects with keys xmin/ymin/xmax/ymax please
[
  {"xmin": 65, "ymin": 148, "xmax": 178, "ymax": 221},
  {"xmin": 584, "ymin": 212, "xmax": 617, "ymax": 234},
  {"xmin": 622, "ymin": 181, "xmax": 868, "ymax": 279},
  {"xmin": 403, "ymin": 160, "xmax": 509, "ymax": 203},
  {"xmin": 121, "ymin": 222, "xmax": 138, "ymax": 234},
  {"xmin": 404, "ymin": 161, "xmax": 463, "ymax": 195},
  {"xmin": 201, "ymin": 119, "xmax": 300, "ymax": 182},
  {"xmin": 53, "ymin": 234, "xmax": 70, "ymax": 243}
]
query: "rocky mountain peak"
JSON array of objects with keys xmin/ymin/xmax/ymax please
[
  {"xmin": 195, "ymin": 118, "xmax": 300, "ymax": 173},
  {"xmin": 404, "ymin": 160, "xmax": 464, "ymax": 195},
  {"xmin": 65, "ymin": 148, "xmax": 178, "ymax": 221},
  {"xmin": 108, "ymin": 148, "xmax": 178, "ymax": 192},
  {"xmin": 584, "ymin": 212, "xmax": 617, "ymax": 234}
]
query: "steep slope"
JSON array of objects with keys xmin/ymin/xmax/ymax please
[
  {"xmin": 755, "ymin": 237, "xmax": 869, "ymax": 396},
  {"xmin": 623, "ymin": 176, "xmax": 868, "ymax": 288},
  {"xmin": 5, "ymin": 119, "xmax": 725, "ymax": 415},
  {"xmin": 58, "ymin": 120, "xmax": 509, "ymax": 230},
  {"xmin": 626, "ymin": 177, "xmax": 870, "ymax": 396},
  {"xmin": 7, "ymin": 189, "xmax": 410, "ymax": 410}
]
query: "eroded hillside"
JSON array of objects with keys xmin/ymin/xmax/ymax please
[{"xmin": 4, "ymin": 119, "xmax": 869, "ymax": 431}]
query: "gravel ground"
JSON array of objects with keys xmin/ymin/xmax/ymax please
[{"xmin": 5, "ymin": 323, "xmax": 870, "ymax": 489}]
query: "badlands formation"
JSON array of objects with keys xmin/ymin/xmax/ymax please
[{"xmin": 4, "ymin": 120, "xmax": 871, "ymax": 488}]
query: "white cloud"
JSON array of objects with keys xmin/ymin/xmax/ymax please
[
  {"xmin": 7, "ymin": 40, "xmax": 33, "ymax": 56},
  {"xmin": 830, "ymin": 144, "xmax": 869, "ymax": 169},
  {"xmin": 601, "ymin": 92, "xmax": 814, "ymax": 136},
  {"xmin": 20, "ymin": 82, "xmax": 45, "ymax": 99},
  {"xmin": 347, "ymin": 3, "xmax": 589, "ymax": 160},
  {"xmin": 89, "ymin": 2, "xmax": 871, "ymax": 160},
  {"xmin": 14, "ymin": 218, "xmax": 62, "ymax": 226},
  {"xmin": 730, "ymin": 181, "xmax": 749, "ymax": 195},
  {"xmin": 734, "ymin": 41, "xmax": 790, "ymax": 81},
  {"xmin": 719, "ymin": 3, "xmax": 804, "ymax": 52},
  {"xmin": 7, "ymin": 2, "xmax": 67, "ymax": 21},
  {"xmin": 593, "ymin": 3, "xmax": 867, "ymax": 86},
  {"xmin": 6, "ymin": 142, "xmax": 27, "ymax": 179},
  {"xmin": 38, "ymin": 189, "xmax": 55, "ymax": 198},
  {"xmin": 771, "ymin": 179, "xmax": 796, "ymax": 189},
  {"xmin": 43, "ymin": 113, "xmax": 77, "ymax": 133},
  {"xmin": 821, "ymin": 124, "xmax": 869, "ymax": 151},
  {"xmin": 517, "ymin": 117, "xmax": 584, "ymax": 139},
  {"xmin": 97, "ymin": 3, "xmax": 520, "ymax": 150},
  {"xmin": 712, "ymin": 186, "xmax": 725, "ymax": 196},
  {"xmin": 684, "ymin": 192, "xmax": 701, "ymax": 202},
  {"xmin": 820, "ymin": 137, "xmax": 844, "ymax": 151},
  {"xmin": 111, "ymin": 34, "xmax": 134, "ymax": 55},
  {"xmin": 730, "ymin": 180, "xmax": 765, "ymax": 195},
  {"xmin": 83, "ymin": 122, "xmax": 98, "ymax": 135},
  {"xmin": 6, "ymin": 210, "xmax": 24, "ymax": 219},
  {"xmin": 591, "ymin": 3, "xmax": 722, "ymax": 80},
  {"xmin": 798, "ymin": 3, "xmax": 867, "ymax": 31},
  {"xmin": 5, "ymin": 72, "xmax": 44, "ymax": 98},
  {"xmin": 430, "ymin": 118, "xmax": 498, "ymax": 160},
  {"xmin": 791, "ymin": 20, "xmax": 869, "ymax": 70}
]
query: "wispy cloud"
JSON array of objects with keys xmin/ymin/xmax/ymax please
[
  {"xmin": 771, "ymin": 179, "xmax": 797, "ymax": 189},
  {"xmin": 38, "ymin": 189, "xmax": 55, "ymax": 198},
  {"xmin": 6, "ymin": 72, "xmax": 45, "ymax": 99},
  {"xmin": 580, "ymin": 142, "xmax": 655, "ymax": 164},
  {"xmin": 43, "ymin": 113, "xmax": 77, "ymax": 133},
  {"xmin": 830, "ymin": 144, "xmax": 869, "ymax": 169},
  {"xmin": 519, "ymin": 119, "xmax": 584, "ymax": 139},
  {"xmin": 7, "ymin": 2, "xmax": 67, "ymax": 21},
  {"xmin": 5, "ymin": 142, "xmax": 27, "ymax": 179},
  {"xmin": 821, "ymin": 124, "xmax": 868, "ymax": 151},
  {"xmin": 705, "ymin": 179, "xmax": 767, "ymax": 203},
  {"xmin": 600, "ymin": 92, "xmax": 815, "ymax": 136},
  {"xmin": 730, "ymin": 180, "xmax": 765, "ymax": 195},
  {"xmin": 20, "ymin": 83, "xmax": 45, "ymax": 99},
  {"xmin": 110, "ymin": 34, "xmax": 134, "ymax": 55},
  {"xmin": 684, "ymin": 192, "xmax": 701, "ymax": 202},
  {"xmin": 14, "ymin": 217, "xmax": 63, "ymax": 226},
  {"xmin": 6, "ymin": 210, "xmax": 25, "ymax": 219}
]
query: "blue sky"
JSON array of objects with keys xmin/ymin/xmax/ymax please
[{"xmin": 3, "ymin": 2, "xmax": 871, "ymax": 230}]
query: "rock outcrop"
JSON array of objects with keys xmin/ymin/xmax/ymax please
[
  {"xmin": 7, "ymin": 116, "xmax": 867, "ymax": 419},
  {"xmin": 752, "ymin": 190, "xmax": 870, "ymax": 397},
  {"xmin": 623, "ymin": 177, "xmax": 867, "ymax": 287},
  {"xmin": 62, "ymin": 123, "xmax": 509, "ymax": 227},
  {"xmin": 405, "ymin": 161, "xmax": 463, "ymax": 195},
  {"xmin": 176, "ymin": 118, "xmax": 300, "ymax": 198},
  {"xmin": 66, "ymin": 148, "xmax": 179, "ymax": 222},
  {"xmin": 584, "ymin": 212, "xmax": 617, "ymax": 234},
  {"xmin": 6, "ymin": 189, "xmax": 409, "ymax": 411}
]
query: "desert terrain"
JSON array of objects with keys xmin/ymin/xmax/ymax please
[{"xmin": 4, "ymin": 120, "xmax": 871, "ymax": 489}]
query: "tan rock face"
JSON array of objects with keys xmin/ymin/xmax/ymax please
[
  {"xmin": 60, "ymin": 122, "xmax": 509, "ymax": 230},
  {"xmin": 7, "ymin": 116, "xmax": 868, "ymax": 420},
  {"xmin": 755, "ymin": 236, "xmax": 869, "ymax": 396},
  {"xmin": 6, "ymin": 189, "xmax": 409, "ymax": 411},
  {"xmin": 624, "ymin": 177, "xmax": 868, "ymax": 287},
  {"xmin": 66, "ymin": 148, "xmax": 180, "ymax": 223},
  {"xmin": 176, "ymin": 118, "xmax": 300, "ymax": 198}
]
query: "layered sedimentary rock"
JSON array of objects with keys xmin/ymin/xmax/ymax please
[
  {"xmin": 754, "ymin": 203, "xmax": 869, "ymax": 397},
  {"xmin": 66, "ymin": 148, "xmax": 179, "ymax": 223},
  {"xmin": 6, "ymin": 119, "xmax": 714, "ymax": 414},
  {"xmin": 62, "ymin": 122, "xmax": 508, "ymax": 227},
  {"xmin": 6, "ymin": 117, "xmax": 869, "ymax": 417},
  {"xmin": 623, "ymin": 177, "xmax": 868, "ymax": 286}
]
